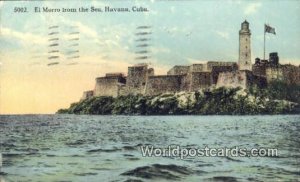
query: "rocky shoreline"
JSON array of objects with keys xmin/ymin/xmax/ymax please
[{"xmin": 57, "ymin": 82, "xmax": 300, "ymax": 115}]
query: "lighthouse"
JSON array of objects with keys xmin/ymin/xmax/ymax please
[{"xmin": 238, "ymin": 20, "xmax": 252, "ymax": 71}]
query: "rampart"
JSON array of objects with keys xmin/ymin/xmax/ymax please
[
  {"xmin": 189, "ymin": 72, "xmax": 212, "ymax": 91},
  {"xmin": 81, "ymin": 90, "xmax": 94, "ymax": 101},
  {"xmin": 81, "ymin": 60, "xmax": 296, "ymax": 100},
  {"xmin": 145, "ymin": 75, "xmax": 183, "ymax": 95},
  {"xmin": 126, "ymin": 64, "xmax": 148, "ymax": 95},
  {"xmin": 206, "ymin": 61, "xmax": 237, "ymax": 71},
  {"xmin": 211, "ymin": 65, "xmax": 238, "ymax": 84},
  {"xmin": 216, "ymin": 70, "xmax": 267, "ymax": 89},
  {"xmin": 94, "ymin": 75, "xmax": 126, "ymax": 97},
  {"xmin": 189, "ymin": 64, "xmax": 205, "ymax": 72},
  {"xmin": 266, "ymin": 65, "xmax": 300, "ymax": 85}
]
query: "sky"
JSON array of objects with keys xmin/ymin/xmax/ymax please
[{"xmin": 0, "ymin": 0, "xmax": 299, "ymax": 114}]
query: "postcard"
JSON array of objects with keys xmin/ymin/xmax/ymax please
[{"xmin": 0, "ymin": 0, "xmax": 299, "ymax": 181}]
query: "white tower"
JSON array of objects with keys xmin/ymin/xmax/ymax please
[{"xmin": 239, "ymin": 20, "xmax": 252, "ymax": 70}]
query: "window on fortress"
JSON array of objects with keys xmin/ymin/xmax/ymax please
[{"xmin": 245, "ymin": 53, "xmax": 248, "ymax": 57}]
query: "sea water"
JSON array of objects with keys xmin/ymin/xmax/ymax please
[{"xmin": 0, "ymin": 115, "xmax": 299, "ymax": 181}]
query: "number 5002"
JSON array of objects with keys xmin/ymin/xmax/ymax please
[{"xmin": 14, "ymin": 7, "xmax": 28, "ymax": 13}]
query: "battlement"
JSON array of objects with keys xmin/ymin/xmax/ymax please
[
  {"xmin": 105, "ymin": 72, "xmax": 125, "ymax": 78},
  {"xmin": 189, "ymin": 64, "xmax": 205, "ymax": 72},
  {"xmin": 206, "ymin": 61, "xmax": 237, "ymax": 72},
  {"xmin": 145, "ymin": 75, "xmax": 184, "ymax": 95},
  {"xmin": 217, "ymin": 70, "xmax": 266, "ymax": 89},
  {"xmin": 94, "ymin": 74, "xmax": 126, "ymax": 97},
  {"xmin": 81, "ymin": 90, "xmax": 94, "ymax": 101},
  {"xmin": 82, "ymin": 59, "xmax": 298, "ymax": 99},
  {"xmin": 94, "ymin": 61, "xmax": 262, "ymax": 97},
  {"xmin": 79, "ymin": 20, "xmax": 299, "ymax": 100}
]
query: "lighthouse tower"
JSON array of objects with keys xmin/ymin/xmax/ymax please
[{"xmin": 238, "ymin": 20, "xmax": 252, "ymax": 71}]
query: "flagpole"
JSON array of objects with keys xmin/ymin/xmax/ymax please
[{"xmin": 264, "ymin": 24, "xmax": 266, "ymax": 60}]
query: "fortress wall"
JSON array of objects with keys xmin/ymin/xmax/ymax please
[
  {"xmin": 118, "ymin": 85, "xmax": 128, "ymax": 96},
  {"xmin": 145, "ymin": 75, "xmax": 183, "ymax": 95},
  {"xmin": 211, "ymin": 66, "xmax": 238, "ymax": 84},
  {"xmin": 189, "ymin": 64, "xmax": 204, "ymax": 72},
  {"xmin": 81, "ymin": 90, "xmax": 94, "ymax": 101},
  {"xmin": 94, "ymin": 77, "xmax": 124, "ymax": 97},
  {"xmin": 180, "ymin": 74, "xmax": 191, "ymax": 91},
  {"xmin": 266, "ymin": 65, "xmax": 300, "ymax": 85},
  {"xmin": 250, "ymin": 74, "xmax": 268, "ymax": 88},
  {"xmin": 266, "ymin": 67, "xmax": 284, "ymax": 83},
  {"xmin": 206, "ymin": 61, "xmax": 237, "ymax": 71},
  {"xmin": 216, "ymin": 71, "xmax": 248, "ymax": 89},
  {"xmin": 126, "ymin": 65, "xmax": 148, "ymax": 94},
  {"xmin": 252, "ymin": 64, "xmax": 267, "ymax": 77},
  {"xmin": 167, "ymin": 66, "xmax": 190, "ymax": 75},
  {"xmin": 217, "ymin": 71, "xmax": 267, "ymax": 89},
  {"xmin": 190, "ymin": 72, "xmax": 212, "ymax": 91},
  {"xmin": 281, "ymin": 65, "xmax": 300, "ymax": 85},
  {"xmin": 105, "ymin": 73, "xmax": 124, "ymax": 77}
]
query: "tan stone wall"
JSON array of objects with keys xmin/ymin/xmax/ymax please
[
  {"xmin": 126, "ymin": 65, "xmax": 148, "ymax": 94},
  {"xmin": 189, "ymin": 72, "xmax": 212, "ymax": 91},
  {"xmin": 145, "ymin": 75, "xmax": 183, "ymax": 95},
  {"xmin": 281, "ymin": 65, "xmax": 300, "ymax": 85},
  {"xmin": 252, "ymin": 64, "xmax": 267, "ymax": 77},
  {"xmin": 216, "ymin": 71, "xmax": 248, "ymax": 89},
  {"xmin": 266, "ymin": 65, "xmax": 300, "ymax": 85},
  {"xmin": 206, "ymin": 61, "xmax": 237, "ymax": 72},
  {"xmin": 189, "ymin": 64, "xmax": 204, "ymax": 72},
  {"xmin": 94, "ymin": 77, "xmax": 123, "ymax": 97},
  {"xmin": 266, "ymin": 67, "xmax": 284, "ymax": 82},
  {"xmin": 81, "ymin": 90, "xmax": 94, "ymax": 100},
  {"xmin": 217, "ymin": 71, "xmax": 267, "ymax": 89},
  {"xmin": 211, "ymin": 65, "xmax": 238, "ymax": 84}
]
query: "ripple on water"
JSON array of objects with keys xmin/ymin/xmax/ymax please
[
  {"xmin": 0, "ymin": 115, "xmax": 299, "ymax": 181},
  {"xmin": 121, "ymin": 164, "xmax": 193, "ymax": 180},
  {"xmin": 206, "ymin": 176, "xmax": 239, "ymax": 182},
  {"xmin": 73, "ymin": 172, "xmax": 98, "ymax": 176},
  {"xmin": 87, "ymin": 147, "xmax": 121, "ymax": 153}
]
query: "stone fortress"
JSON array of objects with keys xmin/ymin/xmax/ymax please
[{"xmin": 81, "ymin": 21, "xmax": 300, "ymax": 100}]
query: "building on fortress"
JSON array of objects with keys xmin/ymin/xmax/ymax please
[
  {"xmin": 252, "ymin": 52, "xmax": 300, "ymax": 85},
  {"xmin": 80, "ymin": 20, "xmax": 299, "ymax": 100}
]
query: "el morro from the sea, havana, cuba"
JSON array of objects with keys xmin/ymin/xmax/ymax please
[{"xmin": 81, "ymin": 20, "xmax": 300, "ymax": 100}]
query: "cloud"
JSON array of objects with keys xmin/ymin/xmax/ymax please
[
  {"xmin": 244, "ymin": 2, "xmax": 262, "ymax": 15},
  {"xmin": 0, "ymin": 26, "xmax": 47, "ymax": 45},
  {"xmin": 215, "ymin": 31, "xmax": 229, "ymax": 39},
  {"xmin": 59, "ymin": 18, "xmax": 98, "ymax": 39}
]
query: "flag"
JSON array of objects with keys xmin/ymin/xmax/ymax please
[{"xmin": 265, "ymin": 24, "xmax": 276, "ymax": 35}]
